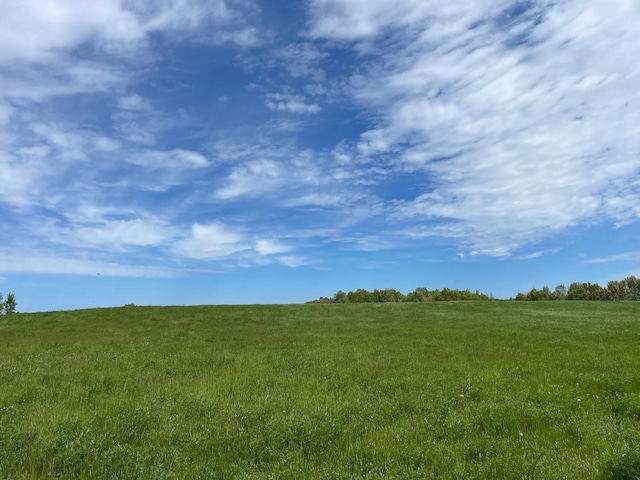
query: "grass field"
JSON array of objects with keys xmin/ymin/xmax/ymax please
[{"xmin": 1, "ymin": 302, "xmax": 639, "ymax": 479}]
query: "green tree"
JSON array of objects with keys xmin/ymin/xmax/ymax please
[
  {"xmin": 0, "ymin": 292, "xmax": 4, "ymax": 314},
  {"xmin": 540, "ymin": 286, "xmax": 553, "ymax": 300},
  {"xmin": 406, "ymin": 287, "xmax": 430, "ymax": 302},
  {"xmin": 624, "ymin": 276, "xmax": 640, "ymax": 300},
  {"xmin": 586, "ymin": 282, "xmax": 606, "ymax": 301},
  {"xmin": 607, "ymin": 280, "xmax": 627, "ymax": 300},
  {"xmin": 333, "ymin": 290, "xmax": 347, "ymax": 303},
  {"xmin": 372, "ymin": 289, "xmax": 386, "ymax": 302},
  {"xmin": 4, "ymin": 292, "xmax": 17, "ymax": 314},
  {"xmin": 525, "ymin": 287, "xmax": 540, "ymax": 301},
  {"xmin": 348, "ymin": 289, "xmax": 375, "ymax": 303},
  {"xmin": 567, "ymin": 282, "xmax": 587, "ymax": 300},
  {"xmin": 383, "ymin": 288, "xmax": 404, "ymax": 302},
  {"xmin": 554, "ymin": 284, "xmax": 567, "ymax": 300}
]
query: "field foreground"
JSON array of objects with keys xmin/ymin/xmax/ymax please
[{"xmin": 1, "ymin": 302, "xmax": 640, "ymax": 479}]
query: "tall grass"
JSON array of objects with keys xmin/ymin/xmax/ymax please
[{"xmin": 1, "ymin": 302, "xmax": 639, "ymax": 478}]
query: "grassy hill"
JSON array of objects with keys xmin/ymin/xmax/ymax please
[{"xmin": 1, "ymin": 302, "xmax": 639, "ymax": 479}]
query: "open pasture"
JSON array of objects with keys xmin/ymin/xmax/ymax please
[{"xmin": 1, "ymin": 302, "xmax": 639, "ymax": 479}]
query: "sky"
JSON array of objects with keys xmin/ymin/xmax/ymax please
[{"xmin": 1, "ymin": 0, "xmax": 639, "ymax": 312}]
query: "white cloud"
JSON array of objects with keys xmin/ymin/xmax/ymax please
[
  {"xmin": 273, "ymin": 43, "xmax": 327, "ymax": 81},
  {"xmin": 17, "ymin": 145, "xmax": 52, "ymax": 158},
  {"xmin": 172, "ymin": 223, "xmax": 306, "ymax": 265},
  {"xmin": 71, "ymin": 204, "xmax": 136, "ymax": 223},
  {"xmin": 30, "ymin": 123, "xmax": 85, "ymax": 152},
  {"xmin": 584, "ymin": 251, "xmax": 640, "ymax": 265},
  {"xmin": 0, "ymin": 249, "xmax": 172, "ymax": 277},
  {"xmin": 0, "ymin": 1, "xmax": 144, "ymax": 63},
  {"xmin": 29, "ymin": 123, "xmax": 121, "ymax": 160},
  {"xmin": 277, "ymin": 255, "xmax": 308, "ymax": 267},
  {"xmin": 0, "ymin": 123, "xmax": 128, "ymax": 209},
  {"xmin": 0, "ymin": 102, "xmax": 14, "ymax": 124},
  {"xmin": 307, "ymin": 0, "xmax": 640, "ymax": 256},
  {"xmin": 306, "ymin": 0, "xmax": 468, "ymax": 43},
  {"xmin": 175, "ymin": 222, "xmax": 249, "ymax": 260},
  {"xmin": 0, "ymin": 142, "xmax": 67, "ymax": 207},
  {"xmin": 111, "ymin": 112, "xmax": 159, "ymax": 145},
  {"xmin": 129, "ymin": 149, "xmax": 210, "ymax": 169},
  {"xmin": 141, "ymin": 0, "xmax": 261, "ymax": 46},
  {"xmin": 118, "ymin": 94, "xmax": 151, "ymax": 111},
  {"xmin": 95, "ymin": 137, "xmax": 121, "ymax": 152},
  {"xmin": 212, "ymin": 142, "xmax": 362, "ymax": 204},
  {"xmin": 209, "ymin": 142, "xmax": 386, "ymax": 246},
  {"xmin": 110, "ymin": 94, "xmax": 165, "ymax": 146},
  {"xmin": 214, "ymin": 158, "xmax": 284, "ymax": 200},
  {"xmin": 58, "ymin": 218, "xmax": 173, "ymax": 251},
  {"xmin": 2, "ymin": 60, "xmax": 129, "ymax": 103},
  {"xmin": 516, "ymin": 252, "xmax": 544, "ymax": 261},
  {"xmin": 212, "ymin": 146, "xmax": 359, "ymax": 206},
  {"xmin": 255, "ymin": 239, "xmax": 291, "ymax": 255},
  {"xmin": 0, "ymin": 152, "xmax": 36, "ymax": 206},
  {"xmin": 0, "ymin": 0, "xmax": 261, "ymax": 65},
  {"xmin": 283, "ymin": 193, "xmax": 347, "ymax": 208},
  {"xmin": 0, "ymin": 0, "xmax": 264, "ymax": 121},
  {"xmin": 266, "ymin": 93, "xmax": 321, "ymax": 114}
]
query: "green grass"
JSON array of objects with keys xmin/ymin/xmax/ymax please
[{"xmin": 1, "ymin": 301, "xmax": 639, "ymax": 479}]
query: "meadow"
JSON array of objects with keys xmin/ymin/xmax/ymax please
[{"xmin": 1, "ymin": 301, "xmax": 639, "ymax": 479}]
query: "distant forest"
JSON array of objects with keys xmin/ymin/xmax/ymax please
[
  {"xmin": 307, "ymin": 276, "xmax": 640, "ymax": 303},
  {"xmin": 513, "ymin": 276, "xmax": 640, "ymax": 301},
  {"xmin": 307, "ymin": 287, "xmax": 490, "ymax": 303}
]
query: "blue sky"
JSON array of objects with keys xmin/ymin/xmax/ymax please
[{"xmin": 1, "ymin": 0, "xmax": 639, "ymax": 311}]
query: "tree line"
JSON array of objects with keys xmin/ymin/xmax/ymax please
[
  {"xmin": 513, "ymin": 276, "xmax": 640, "ymax": 301},
  {"xmin": 307, "ymin": 287, "xmax": 490, "ymax": 304},
  {"xmin": 0, "ymin": 292, "xmax": 17, "ymax": 314},
  {"xmin": 308, "ymin": 276, "xmax": 640, "ymax": 303}
]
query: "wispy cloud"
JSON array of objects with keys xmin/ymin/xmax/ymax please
[
  {"xmin": 0, "ymin": 102, "xmax": 15, "ymax": 125},
  {"xmin": 584, "ymin": 251, "xmax": 640, "ymax": 265},
  {"xmin": 266, "ymin": 93, "xmax": 321, "ymax": 114},
  {"xmin": 255, "ymin": 239, "xmax": 292, "ymax": 256},
  {"xmin": 55, "ymin": 218, "xmax": 174, "ymax": 252},
  {"xmin": 277, "ymin": 255, "xmax": 309, "ymax": 268},
  {"xmin": 118, "ymin": 93, "xmax": 152, "ymax": 111},
  {"xmin": 306, "ymin": 0, "xmax": 640, "ymax": 255},
  {"xmin": 128, "ymin": 149, "xmax": 211, "ymax": 169},
  {"xmin": 175, "ymin": 222, "xmax": 249, "ymax": 260},
  {"xmin": 212, "ymin": 145, "xmax": 329, "ymax": 201},
  {"xmin": 0, "ymin": 249, "xmax": 173, "ymax": 277},
  {"xmin": 272, "ymin": 43, "xmax": 327, "ymax": 81},
  {"xmin": 0, "ymin": 0, "xmax": 261, "ymax": 64},
  {"xmin": 174, "ymin": 223, "xmax": 300, "ymax": 265}
]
